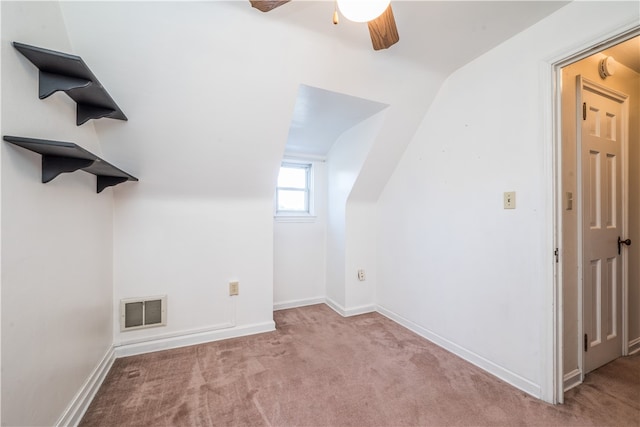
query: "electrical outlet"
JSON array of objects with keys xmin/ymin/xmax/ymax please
[
  {"xmin": 357, "ymin": 269, "xmax": 366, "ymax": 281},
  {"xmin": 504, "ymin": 191, "xmax": 516, "ymax": 209},
  {"xmin": 229, "ymin": 281, "xmax": 239, "ymax": 296}
]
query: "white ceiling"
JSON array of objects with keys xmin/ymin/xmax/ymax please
[
  {"xmin": 273, "ymin": 1, "xmax": 571, "ymax": 157},
  {"xmin": 56, "ymin": 1, "xmax": 573, "ymax": 197},
  {"xmin": 602, "ymin": 36, "xmax": 640, "ymax": 74},
  {"xmin": 285, "ymin": 84, "xmax": 388, "ymax": 156},
  {"xmin": 248, "ymin": 1, "xmax": 571, "ymax": 72}
]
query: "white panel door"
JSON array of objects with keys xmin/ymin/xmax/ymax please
[{"xmin": 579, "ymin": 76, "xmax": 628, "ymax": 374}]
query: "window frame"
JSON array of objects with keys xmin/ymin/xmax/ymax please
[{"xmin": 275, "ymin": 160, "xmax": 315, "ymax": 221}]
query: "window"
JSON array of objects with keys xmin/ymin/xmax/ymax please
[{"xmin": 276, "ymin": 162, "xmax": 313, "ymax": 216}]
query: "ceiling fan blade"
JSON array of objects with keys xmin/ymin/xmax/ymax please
[
  {"xmin": 367, "ymin": 4, "xmax": 399, "ymax": 50},
  {"xmin": 250, "ymin": 0, "xmax": 291, "ymax": 12}
]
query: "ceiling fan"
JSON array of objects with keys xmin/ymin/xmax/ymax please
[{"xmin": 249, "ymin": 0, "xmax": 399, "ymax": 51}]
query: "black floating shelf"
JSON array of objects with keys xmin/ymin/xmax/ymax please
[
  {"xmin": 13, "ymin": 42, "xmax": 127, "ymax": 126},
  {"xmin": 3, "ymin": 136, "xmax": 138, "ymax": 193}
]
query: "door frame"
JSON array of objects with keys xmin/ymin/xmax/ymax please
[{"xmin": 551, "ymin": 25, "xmax": 639, "ymax": 404}]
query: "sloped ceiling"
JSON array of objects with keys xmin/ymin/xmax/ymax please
[
  {"xmin": 248, "ymin": 1, "xmax": 571, "ymax": 159},
  {"xmin": 285, "ymin": 85, "xmax": 389, "ymax": 157},
  {"xmin": 239, "ymin": 1, "xmax": 570, "ymax": 73},
  {"xmin": 602, "ymin": 36, "xmax": 640, "ymax": 73},
  {"xmin": 57, "ymin": 1, "xmax": 569, "ymax": 199}
]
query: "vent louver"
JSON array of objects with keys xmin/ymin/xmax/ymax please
[{"xmin": 120, "ymin": 296, "xmax": 167, "ymax": 331}]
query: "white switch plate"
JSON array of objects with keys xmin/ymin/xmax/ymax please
[
  {"xmin": 357, "ymin": 269, "xmax": 366, "ymax": 281},
  {"xmin": 229, "ymin": 281, "xmax": 239, "ymax": 296},
  {"xmin": 504, "ymin": 191, "xmax": 516, "ymax": 209}
]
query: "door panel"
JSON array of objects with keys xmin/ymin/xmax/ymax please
[{"xmin": 579, "ymin": 76, "xmax": 626, "ymax": 374}]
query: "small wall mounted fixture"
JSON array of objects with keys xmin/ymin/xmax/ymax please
[{"xmin": 598, "ymin": 56, "xmax": 616, "ymax": 79}]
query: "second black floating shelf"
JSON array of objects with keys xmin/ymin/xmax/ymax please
[
  {"xmin": 13, "ymin": 41, "xmax": 127, "ymax": 126},
  {"xmin": 3, "ymin": 136, "xmax": 138, "ymax": 193}
]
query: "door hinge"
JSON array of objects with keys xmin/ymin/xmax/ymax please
[
  {"xmin": 583, "ymin": 102, "xmax": 587, "ymax": 120},
  {"xmin": 554, "ymin": 248, "xmax": 559, "ymax": 263},
  {"xmin": 584, "ymin": 334, "xmax": 588, "ymax": 352}
]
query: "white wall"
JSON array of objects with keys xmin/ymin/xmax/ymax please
[
  {"xmin": 112, "ymin": 196, "xmax": 275, "ymax": 347},
  {"xmin": 274, "ymin": 160, "xmax": 327, "ymax": 309},
  {"xmin": 345, "ymin": 200, "xmax": 377, "ymax": 310},
  {"xmin": 376, "ymin": 1, "xmax": 639, "ymax": 403},
  {"xmin": 326, "ymin": 111, "xmax": 386, "ymax": 313},
  {"xmin": 58, "ymin": 1, "xmax": 441, "ymax": 347},
  {"xmin": 1, "ymin": 2, "xmax": 114, "ymax": 425}
]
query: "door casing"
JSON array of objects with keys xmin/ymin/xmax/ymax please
[{"xmin": 551, "ymin": 25, "xmax": 639, "ymax": 404}]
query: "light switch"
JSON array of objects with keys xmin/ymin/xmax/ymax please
[{"xmin": 504, "ymin": 191, "xmax": 516, "ymax": 209}]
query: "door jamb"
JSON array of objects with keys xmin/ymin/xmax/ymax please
[{"xmin": 551, "ymin": 25, "xmax": 639, "ymax": 405}]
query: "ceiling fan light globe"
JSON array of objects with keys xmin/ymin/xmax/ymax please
[{"xmin": 337, "ymin": 0, "xmax": 391, "ymax": 23}]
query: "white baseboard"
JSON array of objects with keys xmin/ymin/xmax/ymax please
[
  {"xmin": 325, "ymin": 298, "xmax": 375, "ymax": 317},
  {"xmin": 376, "ymin": 305, "xmax": 542, "ymax": 399},
  {"xmin": 344, "ymin": 303, "xmax": 376, "ymax": 317},
  {"xmin": 325, "ymin": 297, "xmax": 345, "ymax": 316},
  {"xmin": 114, "ymin": 321, "xmax": 276, "ymax": 358},
  {"xmin": 563, "ymin": 369, "xmax": 582, "ymax": 391},
  {"xmin": 274, "ymin": 297, "xmax": 325, "ymax": 311},
  {"xmin": 56, "ymin": 346, "xmax": 115, "ymax": 427},
  {"xmin": 628, "ymin": 337, "xmax": 640, "ymax": 355}
]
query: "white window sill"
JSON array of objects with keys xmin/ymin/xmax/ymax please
[{"xmin": 274, "ymin": 215, "xmax": 317, "ymax": 223}]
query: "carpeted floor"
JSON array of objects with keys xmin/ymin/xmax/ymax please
[{"xmin": 80, "ymin": 304, "xmax": 640, "ymax": 426}]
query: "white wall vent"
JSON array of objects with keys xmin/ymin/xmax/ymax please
[{"xmin": 120, "ymin": 296, "xmax": 167, "ymax": 331}]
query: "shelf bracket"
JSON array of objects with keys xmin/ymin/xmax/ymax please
[
  {"xmin": 42, "ymin": 155, "xmax": 95, "ymax": 183},
  {"xmin": 4, "ymin": 135, "xmax": 137, "ymax": 193},
  {"xmin": 97, "ymin": 176, "xmax": 129, "ymax": 193},
  {"xmin": 13, "ymin": 42, "xmax": 127, "ymax": 126},
  {"xmin": 38, "ymin": 71, "xmax": 92, "ymax": 100},
  {"xmin": 77, "ymin": 104, "xmax": 117, "ymax": 126}
]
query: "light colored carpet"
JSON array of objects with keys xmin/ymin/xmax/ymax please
[{"xmin": 81, "ymin": 304, "xmax": 640, "ymax": 426}]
